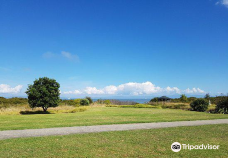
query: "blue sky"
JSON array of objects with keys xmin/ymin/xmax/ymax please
[{"xmin": 0, "ymin": 0, "xmax": 228, "ymax": 98}]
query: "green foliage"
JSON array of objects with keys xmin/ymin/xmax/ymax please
[
  {"xmin": 180, "ymin": 94, "xmax": 188, "ymax": 102},
  {"xmin": 74, "ymin": 99, "xmax": 81, "ymax": 106},
  {"xmin": 85, "ymin": 97, "xmax": 93, "ymax": 104},
  {"xmin": 26, "ymin": 77, "xmax": 60, "ymax": 112},
  {"xmin": 0, "ymin": 97, "xmax": 28, "ymax": 108},
  {"xmin": 80, "ymin": 99, "xmax": 89, "ymax": 106},
  {"xmin": 161, "ymin": 103, "xmax": 190, "ymax": 110},
  {"xmin": 104, "ymin": 100, "xmax": 111, "ymax": 105},
  {"xmin": 171, "ymin": 97, "xmax": 196, "ymax": 103},
  {"xmin": 190, "ymin": 99, "xmax": 209, "ymax": 112},
  {"xmin": 210, "ymin": 96, "xmax": 228, "ymax": 105},
  {"xmin": 216, "ymin": 98, "xmax": 228, "ymax": 114},
  {"xmin": 205, "ymin": 93, "xmax": 210, "ymax": 100},
  {"xmin": 150, "ymin": 97, "xmax": 158, "ymax": 102},
  {"xmin": 60, "ymin": 100, "xmax": 79, "ymax": 107}
]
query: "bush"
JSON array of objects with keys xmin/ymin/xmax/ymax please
[
  {"xmin": 85, "ymin": 97, "xmax": 93, "ymax": 104},
  {"xmin": 62, "ymin": 100, "xmax": 78, "ymax": 106},
  {"xmin": 104, "ymin": 100, "xmax": 111, "ymax": 105},
  {"xmin": 190, "ymin": 99, "xmax": 209, "ymax": 112},
  {"xmin": 80, "ymin": 99, "xmax": 89, "ymax": 106},
  {"xmin": 215, "ymin": 99, "xmax": 228, "ymax": 114},
  {"xmin": 0, "ymin": 97, "xmax": 28, "ymax": 108},
  {"xmin": 74, "ymin": 99, "xmax": 81, "ymax": 106}
]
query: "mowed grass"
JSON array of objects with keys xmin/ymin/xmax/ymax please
[
  {"xmin": 0, "ymin": 107, "xmax": 228, "ymax": 131},
  {"xmin": 0, "ymin": 124, "xmax": 227, "ymax": 158}
]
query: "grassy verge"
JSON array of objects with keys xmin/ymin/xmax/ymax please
[
  {"xmin": 0, "ymin": 107, "xmax": 227, "ymax": 131},
  {"xmin": 0, "ymin": 124, "xmax": 227, "ymax": 157}
]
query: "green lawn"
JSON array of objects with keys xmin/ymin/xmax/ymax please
[
  {"xmin": 0, "ymin": 124, "xmax": 227, "ymax": 157},
  {"xmin": 0, "ymin": 107, "xmax": 228, "ymax": 131}
]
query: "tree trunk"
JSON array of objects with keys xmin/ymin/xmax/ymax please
[{"xmin": 42, "ymin": 106, "xmax": 47, "ymax": 112}]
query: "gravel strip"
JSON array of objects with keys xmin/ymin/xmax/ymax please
[{"xmin": 0, "ymin": 119, "xmax": 228, "ymax": 140}]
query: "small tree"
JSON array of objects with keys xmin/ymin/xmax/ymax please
[
  {"xmin": 86, "ymin": 96, "xmax": 93, "ymax": 104},
  {"xmin": 180, "ymin": 94, "xmax": 188, "ymax": 102},
  {"xmin": 190, "ymin": 99, "xmax": 209, "ymax": 112},
  {"xmin": 26, "ymin": 77, "xmax": 60, "ymax": 112},
  {"xmin": 205, "ymin": 93, "xmax": 210, "ymax": 100}
]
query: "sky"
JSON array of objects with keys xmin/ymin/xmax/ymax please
[{"xmin": 0, "ymin": 0, "xmax": 228, "ymax": 99}]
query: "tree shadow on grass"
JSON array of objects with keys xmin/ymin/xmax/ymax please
[{"xmin": 20, "ymin": 110, "xmax": 51, "ymax": 115}]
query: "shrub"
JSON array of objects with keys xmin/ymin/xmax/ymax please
[
  {"xmin": 74, "ymin": 99, "xmax": 81, "ymax": 106},
  {"xmin": 85, "ymin": 97, "xmax": 93, "ymax": 104},
  {"xmin": 80, "ymin": 99, "xmax": 89, "ymax": 106},
  {"xmin": 104, "ymin": 100, "xmax": 111, "ymax": 105},
  {"xmin": 215, "ymin": 99, "xmax": 228, "ymax": 114},
  {"xmin": 190, "ymin": 99, "xmax": 209, "ymax": 112},
  {"xmin": 60, "ymin": 100, "xmax": 79, "ymax": 107}
]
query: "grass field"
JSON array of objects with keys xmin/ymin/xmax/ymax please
[
  {"xmin": 0, "ymin": 124, "xmax": 227, "ymax": 157},
  {"xmin": 0, "ymin": 107, "xmax": 228, "ymax": 131}
]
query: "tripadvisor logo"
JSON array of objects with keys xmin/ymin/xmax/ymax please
[
  {"xmin": 171, "ymin": 142, "xmax": 220, "ymax": 152},
  {"xmin": 171, "ymin": 142, "xmax": 181, "ymax": 152}
]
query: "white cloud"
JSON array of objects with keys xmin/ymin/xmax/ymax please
[
  {"xmin": 184, "ymin": 88, "xmax": 205, "ymax": 94},
  {"xmin": 0, "ymin": 84, "xmax": 23, "ymax": 93},
  {"xmin": 116, "ymin": 82, "xmax": 162, "ymax": 95},
  {"xmin": 103, "ymin": 85, "xmax": 118, "ymax": 94},
  {"xmin": 63, "ymin": 90, "xmax": 82, "ymax": 95},
  {"xmin": 61, "ymin": 51, "xmax": 79, "ymax": 62},
  {"xmin": 165, "ymin": 86, "xmax": 181, "ymax": 94},
  {"xmin": 43, "ymin": 51, "xmax": 79, "ymax": 62},
  {"xmin": 63, "ymin": 81, "xmax": 206, "ymax": 96},
  {"xmin": 222, "ymin": 0, "xmax": 228, "ymax": 7},
  {"xmin": 84, "ymin": 87, "xmax": 104, "ymax": 95},
  {"xmin": 216, "ymin": 0, "xmax": 228, "ymax": 7}
]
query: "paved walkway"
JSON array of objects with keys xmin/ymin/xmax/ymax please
[{"xmin": 0, "ymin": 119, "xmax": 228, "ymax": 140}]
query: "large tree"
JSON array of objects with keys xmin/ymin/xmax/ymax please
[{"xmin": 26, "ymin": 77, "xmax": 60, "ymax": 112}]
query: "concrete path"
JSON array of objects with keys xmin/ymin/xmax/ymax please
[{"xmin": 0, "ymin": 119, "xmax": 228, "ymax": 140}]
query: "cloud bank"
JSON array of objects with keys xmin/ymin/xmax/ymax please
[
  {"xmin": 63, "ymin": 81, "xmax": 205, "ymax": 96},
  {"xmin": 0, "ymin": 84, "xmax": 23, "ymax": 93}
]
